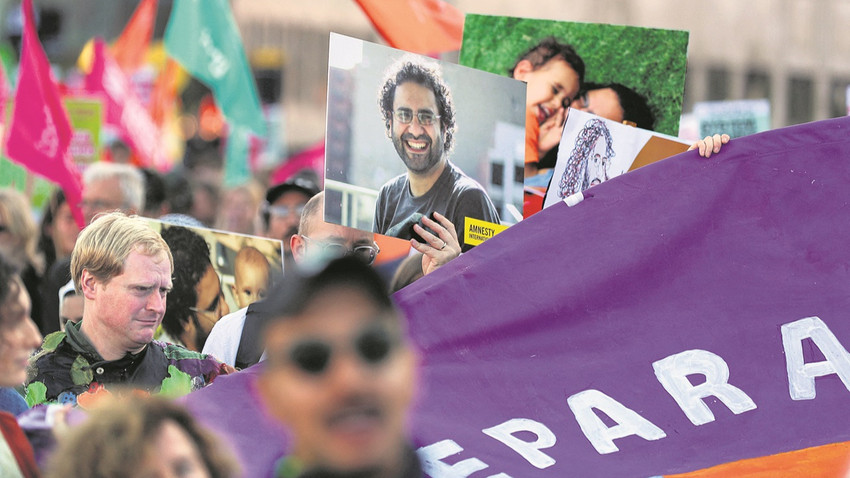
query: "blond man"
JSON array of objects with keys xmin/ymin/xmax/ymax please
[{"xmin": 26, "ymin": 213, "xmax": 231, "ymax": 406}]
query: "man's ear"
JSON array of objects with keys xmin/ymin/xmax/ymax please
[
  {"xmin": 79, "ymin": 270, "xmax": 98, "ymax": 300},
  {"xmin": 385, "ymin": 119, "xmax": 392, "ymax": 138},
  {"xmin": 512, "ymin": 59, "xmax": 534, "ymax": 81},
  {"xmin": 290, "ymin": 234, "xmax": 306, "ymax": 263}
]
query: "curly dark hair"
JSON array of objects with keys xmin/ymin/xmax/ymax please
[
  {"xmin": 159, "ymin": 225, "xmax": 212, "ymax": 342},
  {"xmin": 558, "ymin": 118, "xmax": 615, "ymax": 198},
  {"xmin": 45, "ymin": 394, "xmax": 239, "ymax": 478},
  {"xmin": 508, "ymin": 36, "xmax": 586, "ymax": 86},
  {"xmin": 378, "ymin": 55, "xmax": 456, "ymax": 152}
]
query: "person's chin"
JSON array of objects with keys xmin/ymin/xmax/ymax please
[{"xmin": 132, "ymin": 324, "xmax": 159, "ymax": 343}]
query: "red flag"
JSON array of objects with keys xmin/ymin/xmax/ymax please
[
  {"xmin": 85, "ymin": 38, "xmax": 167, "ymax": 171},
  {"xmin": 5, "ymin": 0, "xmax": 84, "ymax": 227},
  {"xmin": 112, "ymin": 0, "xmax": 157, "ymax": 73},
  {"xmin": 354, "ymin": 0, "xmax": 464, "ymax": 54}
]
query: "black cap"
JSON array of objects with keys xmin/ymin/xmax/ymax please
[{"xmin": 265, "ymin": 176, "xmax": 321, "ymax": 205}]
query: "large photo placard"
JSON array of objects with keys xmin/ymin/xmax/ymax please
[{"xmin": 323, "ymin": 33, "xmax": 526, "ymax": 250}]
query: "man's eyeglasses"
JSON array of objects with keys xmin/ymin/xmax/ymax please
[
  {"xmin": 394, "ymin": 108, "xmax": 440, "ymax": 126},
  {"xmin": 189, "ymin": 306, "xmax": 220, "ymax": 327},
  {"xmin": 189, "ymin": 292, "xmax": 224, "ymax": 325},
  {"xmin": 266, "ymin": 204, "xmax": 305, "ymax": 219},
  {"xmin": 274, "ymin": 323, "xmax": 398, "ymax": 376},
  {"xmin": 300, "ymin": 235, "xmax": 380, "ymax": 265},
  {"xmin": 79, "ymin": 199, "xmax": 126, "ymax": 211}
]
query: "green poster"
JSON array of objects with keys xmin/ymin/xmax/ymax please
[{"xmin": 63, "ymin": 96, "xmax": 103, "ymax": 165}]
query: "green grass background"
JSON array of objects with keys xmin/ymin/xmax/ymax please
[{"xmin": 459, "ymin": 14, "xmax": 689, "ymax": 136}]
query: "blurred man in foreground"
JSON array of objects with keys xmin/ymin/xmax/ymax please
[{"xmin": 257, "ymin": 256, "xmax": 422, "ymax": 477}]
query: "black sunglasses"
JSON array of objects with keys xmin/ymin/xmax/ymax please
[{"xmin": 283, "ymin": 323, "xmax": 398, "ymax": 376}]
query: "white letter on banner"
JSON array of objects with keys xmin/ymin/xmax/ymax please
[
  {"xmin": 482, "ymin": 418, "xmax": 557, "ymax": 469},
  {"xmin": 567, "ymin": 389, "xmax": 666, "ymax": 454},
  {"xmin": 417, "ymin": 440, "xmax": 513, "ymax": 478},
  {"xmin": 781, "ymin": 316, "xmax": 850, "ymax": 400},
  {"xmin": 653, "ymin": 349, "xmax": 757, "ymax": 425}
]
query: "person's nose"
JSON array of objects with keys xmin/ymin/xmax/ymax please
[
  {"xmin": 24, "ymin": 317, "xmax": 42, "ymax": 349},
  {"xmin": 407, "ymin": 116, "xmax": 426, "ymax": 135},
  {"xmin": 148, "ymin": 291, "xmax": 167, "ymax": 315},
  {"xmin": 325, "ymin": 350, "xmax": 371, "ymax": 394}
]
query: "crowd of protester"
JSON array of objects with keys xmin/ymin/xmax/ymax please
[{"xmin": 0, "ymin": 23, "xmax": 737, "ymax": 475}]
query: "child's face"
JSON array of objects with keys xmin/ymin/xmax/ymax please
[
  {"xmin": 514, "ymin": 58, "xmax": 580, "ymax": 125},
  {"xmin": 232, "ymin": 263, "xmax": 270, "ymax": 309}
]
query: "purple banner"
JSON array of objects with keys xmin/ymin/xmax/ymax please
[
  {"xmin": 397, "ymin": 115, "xmax": 850, "ymax": 477},
  {"xmin": 185, "ymin": 116, "xmax": 850, "ymax": 477}
]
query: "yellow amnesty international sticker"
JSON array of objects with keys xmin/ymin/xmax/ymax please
[{"xmin": 463, "ymin": 217, "xmax": 509, "ymax": 247}]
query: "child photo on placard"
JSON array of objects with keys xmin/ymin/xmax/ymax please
[
  {"xmin": 323, "ymin": 33, "xmax": 526, "ymax": 251},
  {"xmin": 458, "ymin": 14, "xmax": 689, "ymax": 215},
  {"xmin": 146, "ymin": 219, "xmax": 283, "ymax": 352}
]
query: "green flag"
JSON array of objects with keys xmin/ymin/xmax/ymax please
[
  {"xmin": 223, "ymin": 125, "xmax": 252, "ymax": 187},
  {"xmin": 164, "ymin": 0, "xmax": 265, "ymax": 138}
]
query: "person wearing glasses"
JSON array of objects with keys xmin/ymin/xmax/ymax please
[
  {"xmin": 204, "ymin": 191, "xmax": 383, "ymax": 369},
  {"xmin": 256, "ymin": 256, "xmax": 421, "ymax": 478},
  {"xmin": 262, "ymin": 174, "xmax": 321, "ymax": 261},
  {"xmin": 375, "ymin": 56, "xmax": 500, "ymax": 253},
  {"xmin": 25, "ymin": 213, "xmax": 233, "ymax": 407}
]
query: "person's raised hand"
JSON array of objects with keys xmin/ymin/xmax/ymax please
[
  {"xmin": 411, "ymin": 212, "xmax": 461, "ymax": 276},
  {"xmin": 688, "ymin": 133, "xmax": 730, "ymax": 158}
]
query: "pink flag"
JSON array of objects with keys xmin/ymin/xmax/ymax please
[
  {"xmin": 270, "ymin": 140, "xmax": 325, "ymax": 185},
  {"xmin": 5, "ymin": 0, "xmax": 84, "ymax": 227},
  {"xmin": 85, "ymin": 38, "xmax": 167, "ymax": 170}
]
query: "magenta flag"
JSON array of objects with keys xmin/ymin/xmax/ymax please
[
  {"xmin": 270, "ymin": 140, "xmax": 325, "ymax": 186},
  {"xmin": 84, "ymin": 38, "xmax": 167, "ymax": 171},
  {"xmin": 5, "ymin": 0, "xmax": 83, "ymax": 226},
  {"xmin": 184, "ymin": 116, "xmax": 850, "ymax": 477}
]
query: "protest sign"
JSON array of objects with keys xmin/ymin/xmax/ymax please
[
  {"xmin": 542, "ymin": 109, "xmax": 689, "ymax": 210},
  {"xmin": 146, "ymin": 220, "xmax": 284, "ymax": 315},
  {"xmin": 693, "ymin": 99, "xmax": 771, "ymax": 139},
  {"xmin": 459, "ymin": 14, "xmax": 689, "ymax": 137},
  {"xmin": 63, "ymin": 97, "xmax": 102, "ymax": 165},
  {"xmin": 324, "ymin": 33, "xmax": 526, "ymax": 249}
]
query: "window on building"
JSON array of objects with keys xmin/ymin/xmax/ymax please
[
  {"xmin": 745, "ymin": 70, "xmax": 771, "ymax": 100},
  {"xmin": 787, "ymin": 76, "xmax": 814, "ymax": 125},
  {"xmin": 707, "ymin": 67, "xmax": 730, "ymax": 101},
  {"xmin": 829, "ymin": 78, "xmax": 850, "ymax": 118}
]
